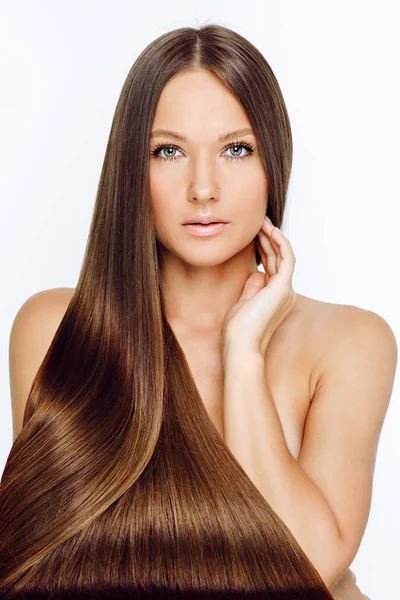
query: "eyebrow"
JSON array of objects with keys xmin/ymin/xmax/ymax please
[{"xmin": 150, "ymin": 127, "xmax": 254, "ymax": 143}]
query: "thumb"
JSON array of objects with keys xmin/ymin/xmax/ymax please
[{"xmin": 239, "ymin": 272, "xmax": 267, "ymax": 303}]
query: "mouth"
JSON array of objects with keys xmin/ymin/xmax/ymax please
[
  {"xmin": 182, "ymin": 221, "xmax": 228, "ymax": 225},
  {"xmin": 182, "ymin": 215, "xmax": 229, "ymax": 225},
  {"xmin": 182, "ymin": 222, "xmax": 229, "ymax": 237}
]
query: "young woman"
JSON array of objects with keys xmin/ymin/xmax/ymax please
[{"xmin": 1, "ymin": 24, "xmax": 396, "ymax": 599}]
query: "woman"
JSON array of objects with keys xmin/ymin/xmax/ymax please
[{"xmin": 1, "ymin": 24, "xmax": 396, "ymax": 599}]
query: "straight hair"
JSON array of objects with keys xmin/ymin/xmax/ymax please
[{"xmin": 0, "ymin": 24, "xmax": 334, "ymax": 599}]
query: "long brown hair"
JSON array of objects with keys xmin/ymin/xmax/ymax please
[{"xmin": 0, "ymin": 24, "xmax": 334, "ymax": 599}]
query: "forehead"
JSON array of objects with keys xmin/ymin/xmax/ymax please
[{"xmin": 152, "ymin": 69, "xmax": 252, "ymax": 140}]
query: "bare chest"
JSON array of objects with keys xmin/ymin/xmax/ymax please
[{"xmin": 180, "ymin": 308, "xmax": 317, "ymax": 462}]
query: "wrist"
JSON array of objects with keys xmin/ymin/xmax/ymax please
[{"xmin": 222, "ymin": 336, "xmax": 265, "ymax": 367}]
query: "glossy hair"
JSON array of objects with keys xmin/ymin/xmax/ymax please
[{"xmin": 0, "ymin": 24, "xmax": 334, "ymax": 599}]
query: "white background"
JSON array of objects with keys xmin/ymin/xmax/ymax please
[{"xmin": 0, "ymin": 1, "xmax": 399, "ymax": 597}]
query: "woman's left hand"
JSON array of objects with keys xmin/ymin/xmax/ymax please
[{"xmin": 221, "ymin": 216, "xmax": 297, "ymax": 356}]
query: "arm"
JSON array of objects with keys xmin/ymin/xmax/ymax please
[
  {"xmin": 9, "ymin": 288, "xmax": 72, "ymax": 441},
  {"xmin": 222, "ymin": 307, "xmax": 397, "ymax": 590}
]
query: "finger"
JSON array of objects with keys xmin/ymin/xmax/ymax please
[
  {"xmin": 257, "ymin": 232, "xmax": 276, "ymax": 277},
  {"xmin": 271, "ymin": 227, "xmax": 296, "ymax": 280},
  {"xmin": 239, "ymin": 271, "xmax": 267, "ymax": 302},
  {"xmin": 261, "ymin": 220, "xmax": 282, "ymax": 268},
  {"xmin": 256, "ymin": 239, "xmax": 272, "ymax": 279},
  {"xmin": 257, "ymin": 231, "xmax": 277, "ymax": 275},
  {"xmin": 255, "ymin": 237, "xmax": 269, "ymax": 275},
  {"xmin": 259, "ymin": 228, "xmax": 280, "ymax": 273}
]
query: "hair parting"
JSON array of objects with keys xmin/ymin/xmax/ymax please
[{"xmin": 0, "ymin": 23, "xmax": 334, "ymax": 599}]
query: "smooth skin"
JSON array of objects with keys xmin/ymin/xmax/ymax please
[
  {"xmin": 150, "ymin": 68, "xmax": 268, "ymax": 348},
  {"xmin": 8, "ymin": 68, "xmax": 397, "ymax": 598},
  {"xmin": 222, "ymin": 215, "xmax": 297, "ymax": 357},
  {"xmin": 149, "ymin": 67, "xmax": 397, "ymax": 596}
]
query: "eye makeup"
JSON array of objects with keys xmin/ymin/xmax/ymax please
[{"xmin": 150, "ymin": 139, "xmax": 256, "ymax": 162}]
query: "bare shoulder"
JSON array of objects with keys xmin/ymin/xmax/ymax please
[
  {"xmin": 294, "ymin": 294, "xmax": 397, "ymax": 584},
  {"xmin": 295, "ymin": 293, "xmax": 398, "ymax": 399},
  {"xmin": 10, "ymin": 286, "xmax": 74, "ymax": 336},
  {"xmin": 9, "ymin": 287, "xmax": 75, "ymax": 441}
]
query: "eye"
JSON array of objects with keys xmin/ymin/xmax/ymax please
[
  {"xmin": 150, "ymin": 144, "xmax": 183, "ymax": 161},
  {"xmin": 150, "ymin": 140, "xmax": 256, "ymax": 162},
  {"xmin": 222, "ymin": 140, "xmax": 256, "ymax": 161}
]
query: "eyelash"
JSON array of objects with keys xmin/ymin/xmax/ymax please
[{"xmin": 150, "ymin": 139, "xmax": 256, "ymax": 162}]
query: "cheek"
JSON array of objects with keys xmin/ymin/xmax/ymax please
[
  {"xmin": 231, "ymin": 182, "xmax": 267, "ymax": 222},
  {"xmin": 225, "ymin": 165, "xmax": 267, "ymax": 200},
  {"xmin": 149, "ymin": 173, "xmax": 177, "ymax": 224}
]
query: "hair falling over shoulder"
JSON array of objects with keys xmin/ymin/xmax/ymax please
[{"xmin": 0, "ymin": 24, "xmax": 334, "ymax": 600}]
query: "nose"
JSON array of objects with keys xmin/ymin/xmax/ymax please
[{"xmin": 188, "ymin": 151, "xmax": 220, "ymax": 204}]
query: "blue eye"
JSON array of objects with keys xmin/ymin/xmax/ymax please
[
  {"xmin": 224, "ymin": 142, "xmax": 255, "ymax": 160},
  {"xmin": 150, "ymin": 145, "xmax": 183, "ymax": 161},
  {"xmin": 150, "ymin": 140, "xmax": 256, "ymax": 162}
]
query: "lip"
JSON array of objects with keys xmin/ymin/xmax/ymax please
[
  {"xmin": 182, "ymin": 222, "xmax": 229, "ymax": 237},
  {"xmin": 182, "ymin": 215, "xmax": 228, "ymax": 225}
]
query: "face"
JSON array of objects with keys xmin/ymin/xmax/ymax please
[{"xmin": 149, "ymin": 69, "xmax": 268, "ymax": 267}]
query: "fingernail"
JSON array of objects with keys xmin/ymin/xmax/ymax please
[{"xmin": 264, "ymin": 216, "xmax": 272, "ymax": 223}]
